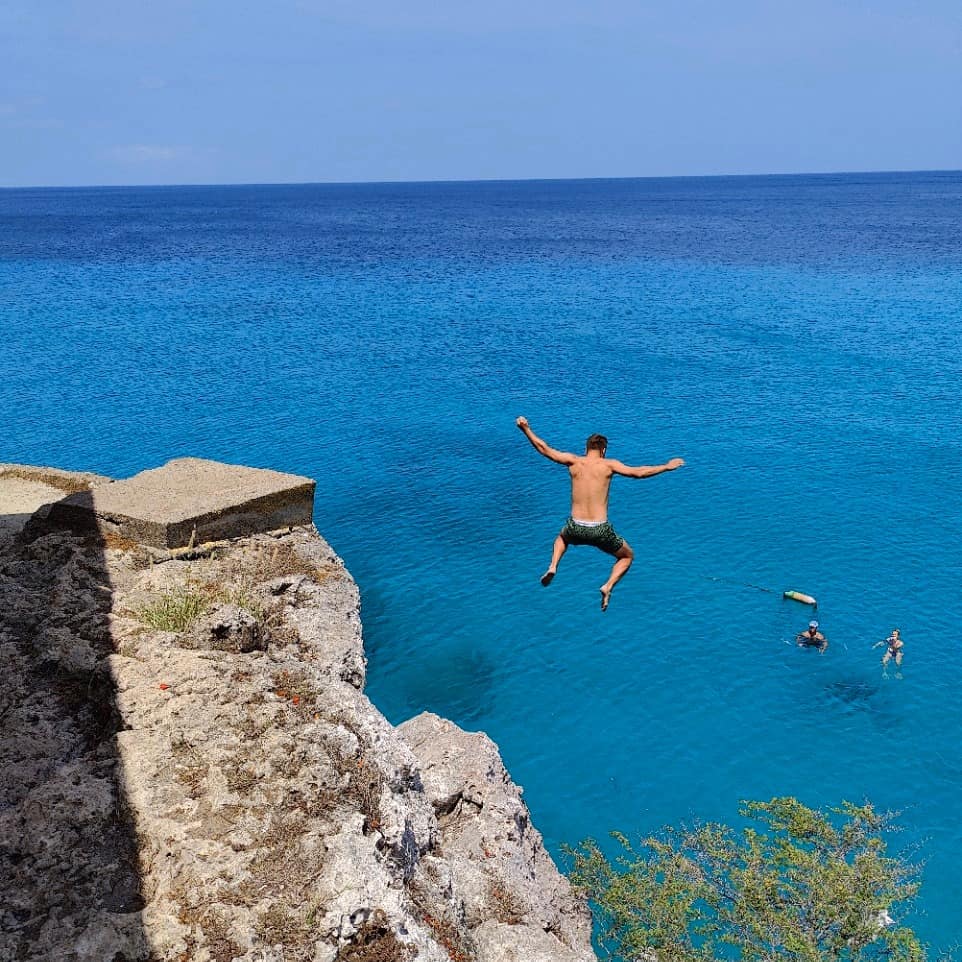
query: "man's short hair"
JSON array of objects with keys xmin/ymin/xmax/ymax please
[{"xmin": 585, "ymin": 433, "xmax": 608, "ymax": 453}]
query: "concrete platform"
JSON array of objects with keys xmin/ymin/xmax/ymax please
[
  {"xmin": 45, "ymin": 458, "xmax": 316, "ymax": 549},
  {"xmin": 0, "ymin": 464, "xmax": 113, "ymax": 547},
  {"xmin": 0, "ymin": 477, "xmax": 70, "ymax": 546}
]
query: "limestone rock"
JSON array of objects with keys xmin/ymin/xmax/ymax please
[
  {"xmin": 0, "ymin": 465, "xmax": 598, "ymax": 962},
  {"xmin": 190, "ymin": 602, "xmax": 265, "ymax": 652},
  {"xmin": 474, "ymin": 921, "xmax": 598, "ymax": 962},
  {"xmin": 399, "ymin": 713, "xmax": 596, "ymax": 962}
]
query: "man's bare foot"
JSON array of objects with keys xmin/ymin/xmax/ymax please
[
  {"xmin": 540, "ymin": 569, "xmax": 556, "ymax": 587},
  {"xmin": 600, "ymin": 585, "xmax": 612, "ymax": 611}
]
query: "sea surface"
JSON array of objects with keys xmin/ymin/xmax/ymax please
[{"xmin": 3, "ymin": 172, "xmax": 961, "ymax": 950}]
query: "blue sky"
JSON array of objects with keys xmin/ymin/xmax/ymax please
[{"xmin": 3, "ymin": 0, "xmax": 960, "ymax": 186}]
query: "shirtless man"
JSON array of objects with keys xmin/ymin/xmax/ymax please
[
  {"xmin": 796, "ymin": 621, "xmax": 828, "ymax": 653},
  {"xmin": 874, "ymin": 628, "xmax": 904, "ymax": 666},
  {"xmin": 516, "ymin": 417, "xmax": 684, "ymax": 610}
]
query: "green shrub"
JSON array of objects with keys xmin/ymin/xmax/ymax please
[{"xmin": 566, "ymin": 797, "xmax": 925, "ymax": 962}]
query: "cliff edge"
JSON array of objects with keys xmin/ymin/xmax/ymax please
[{"xmin": 0, "ymin": 461, "xmax": 597, "ymax": 962}]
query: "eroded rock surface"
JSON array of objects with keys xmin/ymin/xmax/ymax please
[
  {"xmin": 0, "ymin": 468, "xmax": 596, "ymax": 962},
  {"xmin": 399, "ymin": 714, "xmax": 594, "ymax": 962}
]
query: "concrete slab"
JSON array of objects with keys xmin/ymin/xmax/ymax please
[
  {"xmin": 45, "ymin": 458, "xmax": 316, "ymax": 548},
  {"xmin": 0, "ymin": 477, "xmax": 68, "ymax": 545},
  {"xmin": 0, "ymin": 463, "xmax": 113, "ymax": 491},
  {"xmin": 0, "ymin": 465, "xmax": 112, "ymax": 547}
]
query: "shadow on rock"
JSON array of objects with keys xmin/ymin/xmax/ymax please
[{"xmin": 0, "ymin": 488, "xmax": 148, "ymax": 960}]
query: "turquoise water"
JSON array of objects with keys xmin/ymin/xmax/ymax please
[{"xmin": 3, "ymin": 173, "xmax": 961, "ymax": 949}]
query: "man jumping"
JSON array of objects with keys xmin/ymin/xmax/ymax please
[{"xmin": 516, "ymin": 417, "xmax": 684, "ymax": 610}]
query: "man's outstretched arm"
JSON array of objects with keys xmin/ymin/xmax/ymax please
[
  {"xmin": 610, "ymin": 457, "xmax": 685, "ymax": 479},
  {"xmin": 516, "ymin": 417, "xmax": 576, "ymax": 465}
]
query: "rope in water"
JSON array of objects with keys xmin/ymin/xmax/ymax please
[{"xmin": 701, "ymin": 576, "xmax": 817, "ymax": 607}]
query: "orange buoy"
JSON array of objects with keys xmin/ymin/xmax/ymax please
[{"xmin": 783, "ymin": 589, "xmax": 817, "ymax": 606}]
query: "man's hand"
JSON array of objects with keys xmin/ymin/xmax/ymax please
[
  {"xmin": 666, "ymin": 457, "xmax": 685, "ymax": 470},
  {"xmin": 516, "ymin": 416, "xmax": 529, "ymax": 431}
]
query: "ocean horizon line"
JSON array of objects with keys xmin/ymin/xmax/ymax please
[{"xmin": 3, "ymin": 166, "xmax": 961, "ymax": 193}]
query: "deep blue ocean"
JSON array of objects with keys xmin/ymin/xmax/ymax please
[{"xmin": 3, "ymin": 172, "xmax": 961, "ymax": 950}]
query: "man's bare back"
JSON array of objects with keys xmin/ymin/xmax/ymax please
[
  {"xmin": 516, "ymin": 417, "xmax": 684, "ymax": 609},
  {"xmin": 568, "ymin": 456, "xmax": 615, "ymax": 522}
]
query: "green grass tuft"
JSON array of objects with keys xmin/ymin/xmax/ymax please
[{"xmin": 135, "ymin": 586, "xmax": 212, "ymax": 632}]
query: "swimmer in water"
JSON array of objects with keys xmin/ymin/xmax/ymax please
[
  {"xmin": 796, "ymin": 620, "xmax": 828, "ymax": 653},
  {"xmin": 874, "ymin": 628, "xmax": 904, "ymax": 666}
]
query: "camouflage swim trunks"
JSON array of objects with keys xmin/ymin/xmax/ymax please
[{"xmin": 561, "ymin": 517, "xmax": 625, "ymax": 553}]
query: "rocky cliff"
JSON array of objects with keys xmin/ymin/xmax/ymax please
[{"xmin": 0, "ymin": 464, "xmax": 597, "ymax": 962}]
